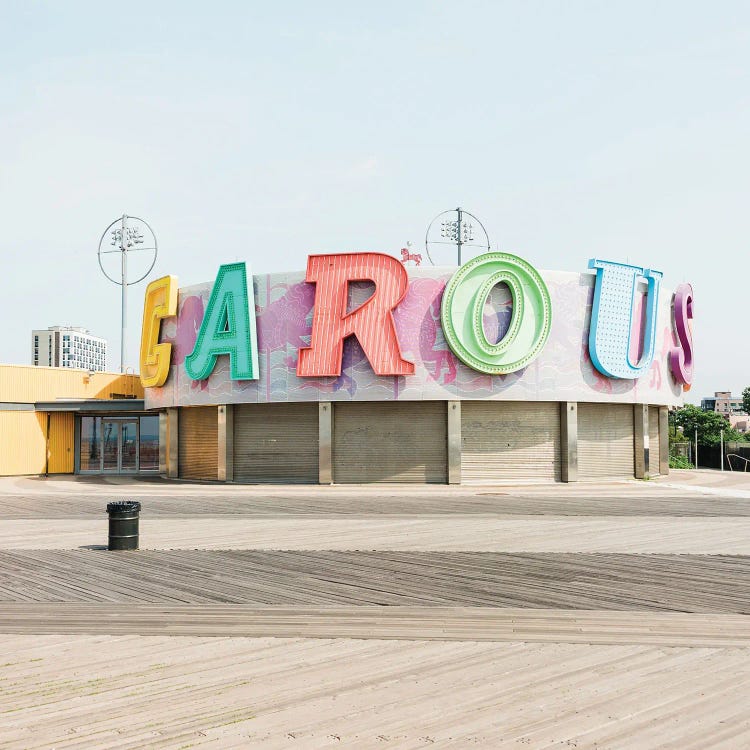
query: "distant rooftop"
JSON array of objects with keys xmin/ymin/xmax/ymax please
[{"xmin": 46, "ymin": 326, "xmax": 90, "ymax": 334}]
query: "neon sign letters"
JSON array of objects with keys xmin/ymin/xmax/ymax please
[
  {"xmin": 297, "ymin": 253, "xmax": 414, "ymax": 377},
  {"xmin": 140, "ymin": 252, "xmax": 693, "ymax": 391},
  {"xmin": 669, "ymin": 283, "xmax": 694, "ymax": 388},
  {"xmin": 185, "ymin": 262, "xmax": 259, "ymax": 381},
  {"xmin": 139, "ymin": 275, "xmax": 178, "ymax": 388},
  {"xmin": 587, "ymin": 260, "xmax": 663, "ymax": 380},
  {"xmin": 441, "ymin": 252, "xmax": 552, "ymax": 375}
]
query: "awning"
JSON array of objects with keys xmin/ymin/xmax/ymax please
[{"xmin": 33, "ymin": 399, "xmax": 147, "ymax": 413}]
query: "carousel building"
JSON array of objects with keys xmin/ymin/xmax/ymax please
[{"xmin": 140, "ymin": 251, "xmax": 693, "ymax": 484}]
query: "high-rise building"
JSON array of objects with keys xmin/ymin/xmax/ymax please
[{"xmin": 31, "ymin": 327, "xmax": 107, "ymax": 372}]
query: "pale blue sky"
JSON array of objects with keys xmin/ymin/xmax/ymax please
[{"xmin": 1, "ymin": 1, "xmax": 748, "ymax": 402}]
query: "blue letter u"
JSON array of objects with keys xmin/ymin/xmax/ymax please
[{"xmin": 588, "ymin": 259, "xmax": 662, "ymax": 380}]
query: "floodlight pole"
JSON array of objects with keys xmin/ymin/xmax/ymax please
[
  {"xmin": 120, "ymin": 214, "xmax": 128, "ymax": 373},
  {"xmin": 456, "ymin": 206, "xmax": 463, "ymax": 266},
  {"xmin": 98, "ymin": 213, "xmax": 157, "ymax": 375}
]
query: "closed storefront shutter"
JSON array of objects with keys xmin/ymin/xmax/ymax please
[
  {"xmin": 578, "ymin": 403, "xmax": 634, "ymax": 479},
  {"xmin": 178, "ymin": 406, "xmax": 218, "ymax": 480},
  {"xmin": 461, "ymin": 401, "xmax": 561, "ymax": 482},
  {"xmin": 333, "ymin": 402, "xmax": 447, "ymax": 483},
  {"xmin": 234, "ymin": 403, "xmax": 319, "ymax": 483},
  {"xmin": 649, "ymin": 406, "xmax": 660, "ymax": 476}
]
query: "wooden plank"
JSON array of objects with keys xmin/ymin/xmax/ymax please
[
  {"xmin": 3, "ymin": 488, "xmax": 750, "ymax": 517},
  {"xmin": 4, "ymin": 517, "xmax": 750, "ymax": 552},
  {"xmin": 2, "ymin": 633, "xmax": 750, "ymax": 748},
  {"xmin": 0, "ymin": 606, "xmax": 749, "ymax": 646},
  {"xmin": 0, "ymin": 551, "xmax": 748, "ymax": 613}
]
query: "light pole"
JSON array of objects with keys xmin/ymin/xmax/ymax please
[
  {"xmin": 425, "ymin": 207, "xmax": 490, "ymax": 266},
  {"xmin": 695, "ymin": 427, "xmax": 699, "ymax": 469},
  {"xmin": 442, "ymin": 207, "xmax": 472, "ymax": 265},
  {"xmin": 98, "ymin": 215, "xmax": 158, "ymax": 372}
]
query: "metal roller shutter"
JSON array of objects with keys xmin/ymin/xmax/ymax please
[
  {"xmin": 649, "ymin": 406, "xmax": 660, "ymax": 476},
  {"xmin": 461, "ymin": 401, "xmax": 561, "ymax": 482},
  {"xmin": 234, "ymin": 403, "xmax": 319, "ymax": 483},
  {"xmin": 578, "ymin": 403, "xmax": 634, "ymax": 479},
  {"xmin": 334, "ymin": 402, "xmax": 447, "ymax": 483},
  {"xmin": 178, "ymin": 406, "xmax": 218, "ymax": 480}
]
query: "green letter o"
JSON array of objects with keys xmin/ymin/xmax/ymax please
[{"xmin": 440, "ymin": 252, "xmax": 552, "ymax": 375}]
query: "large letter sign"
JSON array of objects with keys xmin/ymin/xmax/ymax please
[
  {"xmin": 669, "ymin": 283, "xmax": 694, "ymax": 389},
  {"xmin": 588, "ymin": 259, "xmax": 662, "ymax": 379},
  {"xmin": 139, "ymin": 275, "xmax": 178, "ymax": 387},
  {"xmin": 440, "ymin": 252, "xmax": 552, "ymax": 374},
  {"xmin": 185, "ymin": 262, "xmax": 259, "ymax": 381},
  {"xmin": 297, "ymin": 253, "xmax": 414, "ymax": 377}
]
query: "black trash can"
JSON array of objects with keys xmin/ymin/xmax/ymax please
[{"xmin": 106, "ymin": 501, "xmax": 141, "ymax": 551}]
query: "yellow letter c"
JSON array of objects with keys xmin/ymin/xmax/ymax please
[{"xmin": 140, "ymin": 275, "xmax": 178, "ymax": 387}]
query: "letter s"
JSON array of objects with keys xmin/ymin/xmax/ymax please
[{"xmin": 669, "ymin": 283, "xmax": 694, "ymax": 389}]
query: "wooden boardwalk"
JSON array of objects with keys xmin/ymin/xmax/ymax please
[
  {"xmin": 4, "ymin": 516, "xmax": 750, "ymax": 552},
  {"xmin": 0, "ymin": 550, "xmax": 748, "ymax": 612},
  {"xmin": 3, "ymin": 485, "xmax": 750, "ymax": 517},
  {"xmin": 2, "ymin": 634, "xmax": 750, "ymax": 748},
  {"xmin": 1, "ymin": 606, "xmax": 749, "ymax": 646},
  {"xmin": 1, "ymin": 476, "xmax": 749, "ymax": 748}
]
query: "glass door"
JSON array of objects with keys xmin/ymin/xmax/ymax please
[
  {"xmin": 120, "ymin": 421, "xmax": 139, "ymax": 472},
  {"xmin": 79, "ymin": 416, "xmax": 156, "ymax": 474},
  {"xmin": 102, "ymin": 420, "xmax": 119, "ymax": 472},
  {"xmin": 99, "ymin": 419, "xmax": 139, "ymax": 473}
]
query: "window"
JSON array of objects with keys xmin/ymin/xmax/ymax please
[{"xmin": 139, "ymin": 416, "xmax": 160, "ymax": 471}]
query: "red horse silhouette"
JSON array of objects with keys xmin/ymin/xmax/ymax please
[{"xmin": 401, "ymin": 247, "xmax": 422, "ymax": 266}]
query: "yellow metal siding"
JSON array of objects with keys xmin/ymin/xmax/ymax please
[
  {"xmin": 0, "ymin": 412, "xmax": 47, "ymax": 476},
  {"xmin": 0, "ymin": 365, "xmax": 143, "ymax": 477},
  {"xmin": 48, "ymin": 412, "xmax": 75, "ymax": 474},
  {"xmin": 0, "ymin": 365, "xmax": 143, "ymax": 403}
]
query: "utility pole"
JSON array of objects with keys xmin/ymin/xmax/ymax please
[{"xmin": 695, "ymin": 427, "xmax": 699, "ymax": 469}]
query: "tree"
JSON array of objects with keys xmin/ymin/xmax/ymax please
[
  {"xmin": 672, "ymin": 404, "xmax": 746, "ymax": 447},
  {"xmin": 742, "ymin": 386, "xmax": 750, "ymax": 415}
]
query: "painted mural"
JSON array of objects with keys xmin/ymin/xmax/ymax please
[{"xmin": 145, "ymin": 265, "xmax": 684, "ymax": 410}]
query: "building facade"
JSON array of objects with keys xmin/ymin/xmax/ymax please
[
  {"xmin": 701, "ymin": 391, "xmax": 746, "ymax": 415},
  {"xmin": 141, "ymin": 252, "xmax": 694, "ymax": 484},
  {"xmin": 0, "ymin": 365, "xmax": 153, "ymax": 477},
  {"xmin": 32, "ymin": 327, "xmax": 107, "ymax": 371}
]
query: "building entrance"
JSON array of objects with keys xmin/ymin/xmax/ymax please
[
  {"xmin": 79, "ymin": 415, "xmax": 159, "ymax": 474},
  {"xmin": 102, "ymin": 420, "xmax": 138, "ymax": 472}
]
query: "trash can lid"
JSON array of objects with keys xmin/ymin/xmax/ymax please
[{"xmin": 106, "ymin": 501, "xmax": 142, "ymax": 514}]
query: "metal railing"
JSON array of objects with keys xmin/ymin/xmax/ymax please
[{"xmin": 726, "ymin": 454, "xmax": 750, "ymax": 472}]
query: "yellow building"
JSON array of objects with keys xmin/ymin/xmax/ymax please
[{"xmin": 0, "ymin": 364, "xmax": 149, "ymax": 476}]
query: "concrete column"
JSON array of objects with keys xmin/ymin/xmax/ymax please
[
  {"xmin": 158, "ymin": 411, "xmax": 168, "ymax": 475},
  {"xmin": 319, "ymin": 402, "xmax": 333, "ymax": 484},
  {"xmin": 217, "ymin": 405, "xmax": 234, "ymax": 482},
  {"xmin": 448, "ymin": 401, "xmax": 461, "ymax": 485},
  {"xmin": 560, "ymin": 402, "xmax": 578, "ymax": 483},
  {"xmin": 166, "ymin": 407, "xmax": 178, "ymax": 478},
  {"xmin": 659, "ymin": 406, "xmax": 669, "ymax": 476},
  {"xmin": 634, "ymin": 404, "xmax": 649, "ymax": 479}
]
